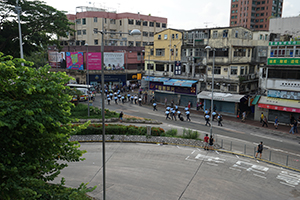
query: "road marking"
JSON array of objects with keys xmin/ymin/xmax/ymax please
[
  {"xmin": 276, "ymin": 171, "xmax": 300, "ymax": 187},
  {"xmin": 206, "ymin": 162, "xmax": 218, "ymax": 166},
  {"xmin": 185, "ymin": 156, "xmax": 196, "ymax": 162},
  {"xmin": 248, "ymin": 168, "xmax": 265, "ymax": 174},
  {"xmin": 253, "ymin": 174, "xmax": 267, "ymax": 179},
  {"xmin": 229, "ymin": 167, "xmax": 241, "ymax": 172},
  {"xmin": 191, "ymin": 150, "xmax": 195, "ymax": 154},
  {"xmin": 280, "ymin": 181, "xmax": 295, "ymax": 187},
  {"xmin": 250, "ymin": 133, "xmax": 283, "ymax": 142}
]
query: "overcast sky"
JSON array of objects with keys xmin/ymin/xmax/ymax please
[{"xmin": 43, "ymin": 0, "xmax": 299, "ymax": 30}]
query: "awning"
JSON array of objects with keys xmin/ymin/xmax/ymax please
[
  {"xmin": 252, "ymin": 95, "xmax": 261, "ymax": 105},
  {"xmin": 197, "ymin": 91, "xmax": 244, "ymax": 103},
  {"xmin": 164, "ymin": 79, "xmax": 197, "ymax": 87},
  {"xmin": 143, "ymin": 76, "xmax": 169, "ymax": 82},
  {"xmin": 258, "ymin": 96, "xmax": 300, "ymax": 113}
]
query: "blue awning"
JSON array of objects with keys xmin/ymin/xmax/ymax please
[
  {"xmin": 143, "ymin": 76, "xmax": 169, "ymax": 82},
  {"xmin": 164, "ymin": 79, "xmax": 197, "ymax": 87}
]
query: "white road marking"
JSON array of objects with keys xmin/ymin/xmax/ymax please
[
  {"xmin": 276, "ymin": 171, "xmax": 300, "ymax": 186},
  {"xmin": 206, "ymin": 162, "xmax": 218, "ymax": 166},
  {"xmin": 185, "ymin": 156, "xmax": 196, "ymax": 162},
  {"xmin": 236, "ymin": 155, "xmax": 239, "ymax": 159},
  {"xmin": 191, "ymin": 150, "xmax": 195, "ymax": 154},
  {"xmin": 248, "ymin": 168, "xmax": 265, "ymax": 174},
  {"xmin": 253, "ymin": 174, "xmax": 267, "ymax": 179},
  {"xmin": 280, "ymin": 181, "xmax": 295, "ymax": 187},
  {"xmin": 229, "ymin": 167, "xmax": 241, "ymax": 172}
]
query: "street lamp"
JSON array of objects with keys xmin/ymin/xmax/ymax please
[
  {"xmin": 205, "ymin": 46, "xmax": 215, "ymax": 138},
  {"xmin": 15, "ymin": 0, "xmax": 23, "ymax": 62},
  {"xmin": 94, "ymin": 26, "xmax": 141, "ymax": 200},
  {"xmin": 85, "ymin": 43, "xmax": 90, "ymax": 117}
]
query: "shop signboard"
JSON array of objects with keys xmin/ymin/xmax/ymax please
[{"xmin": 66, "ymin": 52, "xmax": 84, "ymax": 70}]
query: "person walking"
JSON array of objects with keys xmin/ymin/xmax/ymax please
[
  {"xmin": 186, "ymin": 110, "xmax": 191, "ymax": 122},
  {"xmin": 204, "ymin": 134, "xmax": 209, "ymax": 150},
  {"xmin": 114, "ymin": 96, "xmax": 118, "ymax": 104},
  {"xmin": 119, "ymin": 111, "xmax": 123, "ymax": 122},
  {"xmin": 127, "ymin": 93, "xmax": 131, "ymax": 102},
  {"xmin": 262, "ymin": 116, "xmax": 268, "ymax": 127},
  {"xmin": 274, "ymin": 116, "xmax": 279, "ymax": 129},
  {"xmin": 165, "ymin": 110, "xmax": 171, "ymax": 120},
  {"xmin": 188, "ymin": 101, "xmax": 191, "ymax": 110},
  {"xmin": 138, "ymin": 96, "xmax": 142, "ymax": 106},
  {"xmin": 171, "ymin": 99, "xmax": 174, "ymax": 108},
  {"xmin": 178, "ymin": 111, "xmax": 182, "ymax": 121},
  {"xmin": 260, "ymin": 112, "xmax": 264, "ymax": 124},
  {"xmin": 121, "ymin": 95, "xmax": 125, "ymax": 104},
  {"xmin": 134, "ymin": 95, "xmax": 138, "ymax": 104},
  {"xmin": 153, "ymin": 102, "xmax": 157, "ymax": 111},
  {"xmin": 205, "ymin": 114, "xmax": 210, "ymax": 126},
  {"xmin": 255, "ymin": 141, "xmax": 263, "ymax": 159},
  {"xmin": 289, "ymin": 120, "xmax": 298, "ymax": 134},
  {"xmin": 212, "ymin": 110, "xmax": 217, "ymax": 121},
  {"xmin": 172, "ymin": 109, "xmax": 177, "ymax": 121},
  {"xmin": 209, "ymin": 135, "xmax": 214, "ymax": 150},
  {"xmin": 107, "ymin": 97, "xmax": 111, "ymax": 105},
  {"xmin": 217, "ymin": 114, "xmax": 223, "ymax": 126}
]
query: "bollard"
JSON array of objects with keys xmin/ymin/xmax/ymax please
[
  {"xmin": 269, "ymin": 151, "xmax": 272, "ymax": 161},
  {"xmin": 244, "ymin": 144, "xmax": 246, "ymax": 154},
  {"xmin": 230, "ymin": 141, "xmax": 232, "ymax": 151},
  {"xmin": 221, "ymin": 139, "xmax": 223, "ymax": 148},
  {"xmin": 286, "ymin": 155, "xmax": 289, "ymax": 166},
  {"xmin": 147, "ymin": 125, "xmax": 151, "ymax": 136}
]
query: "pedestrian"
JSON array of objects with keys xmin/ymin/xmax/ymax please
[
  {"xmin": 289, "ymin": 120, "xmax": 298, "ymax": 134},
  {"xmin": 134, "ymin": 95, "xmax": 138, "ymax": 104},
  {"xmin": 118, "ymin": 94, "xmax": 121, "ymax": 101},
  {"xmin": 188, "ymin": 101, "xmax": 191, "ymax": 110},
  {"xmin": 175, "ymin": 105, "xmax": 178, "ymax": 112},
  {"xmin": 205, "ymin": 114, "xmax": 210, "ymax": 126},
  {"xmin": 290, "ymin": 114, "xmax": 295, "ymax": 125},
  {"xmin": 237, "ymin": 109, "xmax": 240, "ymax": 119},
  {"xmin": 172, "ymin": 109, "xmax": 177, "ymax": 121},
  {"xmin": 209, "ymin": 135, "xmax": 214, "ymax": 150},
  {"xmin": 114, "ymin": 96, "xmax": 118, "ymax": 104},
  {"xmin": 255, "ymin": 141, "xmax": 263, "ymax": 159},
  {"xmin": 121, "ymin": 95, "xmax": 125, "ymax": 104},
  {"xmin": 241, "ymin": 111, "xmax": 246, "ymax": 122},
  {"xmin": 127, "ymin": 93, "xmax": 131, "ymax": 102},
  {"xmin": 119, "ymin": 111, "xmax": 123, "ymax": 122},
  {"xmin": 165, "ymin": 110, "xmax": 171, "ymax": 120},
  {"xmin": 185, "ymin": 106, "xmax": 189, "ymax": 112},
  {"xmin": 260, "ymin": 112, "xmax": 264, "ymax": 124},
  {"xmin": 274, "ymin": 116, "xmax": 279, "ymax": 129},
  {"xmin": 107, "ymin": 97, "xmax": 111, "ymax": 105},
  {"xmin": 138, "ymin": 96, "xmax": 142, "ymax": 106},
  {"xmin": 199, "ymin": 101, "xmax": 203, "ymax": 110},
  {"xmin": 204, "ymin": 109, "xmax": 209, "ymax": 117},
  {"xmin": 262, "ymin": 116, "xmax": 268, "ymax": 127},
  {"xmin": 153, "ymin": 102, "xmax": 157, "ymax": 111},
  {"xmin": 178, "ymin": 111, "xmax": 182, "ymax": 121},
  {"xmin": 130, "ymin": 95, "xmax": 134, "ymax": 104},
  {"xmin": 212, "ymin": 110, "xmax": 217, "ymax": 121},
  {"xmin": 185, "ymin": 110, "xmax": 191, "ymax": 122},
  {"xmin": 204, "ymin": 134, "xmax": 209, "ymax": 150},
  {"xmin": 217, "ymin": 114, "xmax": 223, "ymax": 126}
]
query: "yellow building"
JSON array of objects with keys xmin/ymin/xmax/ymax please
[{"xmin": 144, "ymin": 29, "xmax": 183, "ymax": 74}]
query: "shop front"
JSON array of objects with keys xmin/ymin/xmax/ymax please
[
  {"xmin": 197, "ymin": 91, "xmax": 244, "ymax": 115},
  {"xmin": 258, "ymin": 96, "xmax": 300, "ymax": 124},
  {"xmin": 89, "ymin": 74, "xmax": 126, "ymax": 89}
]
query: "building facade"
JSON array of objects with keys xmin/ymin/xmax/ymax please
[
  {"xmin": 60, "ymin": 6, "xmax": 167, "ymax": 48},
  {"xmin": 269, "ymin": 16, "xmax": 300, "ymax": 39},
  {"xmin": 229, "ymin": 0, "xmax": 283, "ymax": 31}
]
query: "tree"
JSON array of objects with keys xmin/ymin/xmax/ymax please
[
  {"xmin": 0, "ymin": 0, "xmax": 73, "ymax": 58},
  {"xmin": 0, "ymin": 53, "xmax": 94, "ymax": 199}
]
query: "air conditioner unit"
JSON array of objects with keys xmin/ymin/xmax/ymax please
[
  {"xmin": 163, "ymin": 72, "xmax": 167, "ymax": 76},
  {"xmin": 251, "ymin": 74, "xmax": 255, "ymax": 79}
]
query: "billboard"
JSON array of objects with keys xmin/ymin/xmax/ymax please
[
  {"xmin": 103, "ymin": 52, "xmax": 124, "ymax": 70},
  {"xmin": 66, "ymin": 52, "xmax": 84, "ymax": 70},
  {"xmin": 87, "ymin": 52, "xmax": 102, "ymax": 70},
  {"xmin": 48, "ymin": 51, "xmax": 65, "ymax": 68}
]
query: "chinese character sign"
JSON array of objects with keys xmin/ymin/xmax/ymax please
[
  {"xmin": 103, "ymin": 52, "xmax": 124, "ymax": 70},
  {"xmin": 66, "ymin": 52, "xmax": 84, "ymax": 70},
  {"xmin": 87, "ymin": 52, "xmax": 102, "ymax": 70}
]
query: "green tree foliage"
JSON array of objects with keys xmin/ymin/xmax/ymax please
[
  {"xmin": 0, "ymin": 53, "xmax": 93, "ymax": 199},
  {"xmin": 0, "ymin": 0, "xmax": 73, "ymax": 58}
]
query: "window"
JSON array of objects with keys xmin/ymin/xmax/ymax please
[
  {"xmin": 223, "ymin": 30, "xmax": 228, "ymax": 37},
  {"xmin": 150, "ymin": 49, "xmax": 154, "ymax": 55},
  {"xmin": 94, "ymin": 17, "xmax": 97, "ymax": 22},
  {"xmin": 249, "ymin": 65, "xmax": 255, "ymax": 73},
  {"xmin": 94, "ymin": 39, "xmax": 98, "ymax": 45},
  {"xmin": 120, "ymin": 20, "xmax": 122, "ymax": 26},
  {"xmin": 156, "ymin": 48, "xmax": 165, "ymax": 56},
  {"xmin": 82, "ymin": 18, "xmax": 86, "ymax": 25},
  {"xmin": 76, "ymin": 19, "xmax": 81, "ymax": 24},
  {"xmin": 231, "ymin": 66, "xmax": 238, "ymax": 75},
  {"xmin": 229, "ymin": 85, "xmax": 237, "ymax": 92},
  {"xmin": 76, "ymin": 41, "xmax": 80, "ymax": 45},
  {"xmin": 260, "ymin": 19, "xmax": 264, "ymax": 22},
  {"xmin": 149, "ymin": 22, "xmax": 154, "ymax": 27},
  {"xmin": 143, "ymin": 21, "xmax": 148, "ymax": 26},
  {"xmin": 136, "ymin": 42, "xmax": 141, "ymax": 47},
  {"xmin": 213, "ymin": 31, "xmax": 218, "ymax": 38},
  {"xmin": 156, "ymin": 22, "xmax": 160, "ymax": 27},
  {"xmin": 94, "ymin": 28, "xmax": 98, "ymax": 33},
  {"xmin": 164, "ymin": 34, "xmax": 168, "ymax": 39},
  {"xmin": 240, "ymin": 66, "xmax": 245, "ymax": 75},
  {"xmin": 162, "ymin": 23, "xmax": 166, "ymax": 28},
  {"xmin": 128, "ymin": 41, "xmax": 134, "ymax": 46},
  {"xmin": 176, "ymin": 34, "xmax": 178, "ymax": 39},
  {"xmin": 248, "ymin": 49, "xmax": 251, "ymax": 57},
  {"xmin": 82, "ymin": 30, "xmax": 86, "ymax": 35},
  {"xmin": 149, "ymin": 32, "xmax": 154, "ymax": 37},
  {"xmin": 261, "ymin": 13, "xmax": 264, "ymax": 16},
  {"xmin": 128, "ymin": 19, "xmax": 134, "ymax": 25},
  {"xmin": 136, "ymin": 20, "xmax": 141, "ymax": 25},
  {"xmin": 158, "ymin": 35, "xmax": 161, "ymax": 40},
  {"xmin": 235, "ymin": 30, "xmax": 238, "ymax": 38},
  {"xmin": 104, "ymin": 18, "xmax": 107, "ymax": 23},
  {"xmin": 172, "ymin": 34, "xmax": 175, "ymax": 39},
  {"xmin": 234, "ymin": 48, "xmax": 246, "ymax": 57},
  {"xmin": 110, "ymin": 19, "xmax": 116, "ymax": 24},
  {"xmin": 77, "ymin": 30, "xmax": 81, "ymax": 35},
  {"xmin": 142, "ymin": 42, "xmax": 148, "ymax": 46},
  {"xmin": 261, "ymin": 7, "xmax": 265, "ymax": 10},
  {"xmin": 142, "ymin": 32, "xmax": 148, "ymax": 37},
  {"xmin": 214, "ymin": 66, "xmax": 221, "ymax": 74}
]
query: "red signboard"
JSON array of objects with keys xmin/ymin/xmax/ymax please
[{"xmin": 258, "ymin": 103, "xmax": 300, "ymax": 113}]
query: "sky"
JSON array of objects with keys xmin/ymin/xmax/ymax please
[{"xmin": 44, "ymin": 0, "xmax": 299, "ymax": 30}]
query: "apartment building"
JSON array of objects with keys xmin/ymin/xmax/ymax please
[
  {"xmin": 269, "ymin": 16, "xmax": 300, "ymax": 39},
  {"xmin": 229, "ymin": 0, "xmax": 283, "ymax": 31},
  {"xmin": 60, "ymin": 6, "xmax": 167, "ymax": 47},
  {"xmin": 257, "ymin": 40, "xmax": 300, "ymax": 123}
]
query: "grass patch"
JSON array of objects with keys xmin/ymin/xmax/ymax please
[{"xmin": 71, "ymin": 104, "xmax": 118, "ymax": 119}]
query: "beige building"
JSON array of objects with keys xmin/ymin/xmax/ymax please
[{"xmin": 60, "ymin": 6, "xmax": 167, "ymax": 47}]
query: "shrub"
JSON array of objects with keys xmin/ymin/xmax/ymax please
[
  {"xmin": 183, "ymin": 128, "xmax": 199, "ymax": 139},
  {"xmin": 151, "ymin": 127, "xmax": 165, "ymax": 136},
  {"xmin": 164, "ymin": 129, "xmax": 177, "ymax": 137}
]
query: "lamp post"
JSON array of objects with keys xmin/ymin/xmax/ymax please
[
  {"xmin": 15, "ymin": 0, "xmax": 23, "ymax": 62},
  {"xmin": 85, "ymin": 43, "xmax": 90, "ymax": 117},
  {"xmin": 205, "ymin": 46, "xmax": 215, "ymax": 138},
  {"xmin": 94, "ymin": 26, "xmax": 141, "ymax": 200}
]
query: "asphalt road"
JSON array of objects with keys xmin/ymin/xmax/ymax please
[{"xmin": 53, "ymin": 142, "xmax": 300, "ymax": 200}]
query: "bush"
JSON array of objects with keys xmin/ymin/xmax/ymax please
[
  {"xmin": 183, "ymin": 128, "xmax": 199, "ymax": 139},
  {"xmin": 151, "ymin": 127, "xmax": 165, "ymax": 136},
  {"xmin": 164, "ymin": 129, "xmax": 177, "ymax": 137},
  {"xmin": 71, "ymin": 104, "xmax": 118, "ymax": 119}
]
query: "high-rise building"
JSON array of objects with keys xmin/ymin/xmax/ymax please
[{"xmin": 229, "ymin": 0, "xmax": 283, "ymax": 31}]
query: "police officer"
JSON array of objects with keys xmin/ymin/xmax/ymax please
[
  {"xmin": 114, "ymin": 96, "xmax": 118, "ymax": 104},
  {"xmin": 217, "ymin": 113, "xmax": 223, "ymax": 126},
  {"xmin": 127, "ymin": 93, "xmax": 131, "ymax": 102},
  {"xmin": 153, "ymin": 102, "xmax": 157, "ymax": 111},
  {"xmin": 130, "ymin": 95, "xmax": 134, "ymax": 104},
  {"xmin": 121, "ymin": 95, "xmax": 125, "ymax": 104},
  {"xmin": 172, "ymin": 109, "xmax": 177, "ymax": 121},
  {"xmin": 212, "ymin": 110, "xmax": 217, "ymax": 121},
  {"xmin": 138, "ymin": 96, "xmax": 142, "ymax": 106},
  {"xmin": 186, "ymin": 110, "xmax": 191, "ymax": 122},
  {"xmin": 165, "ymin": 110, "xmax": 171, "ymax": 120},
  {"xmin": 205, "ymin": 114, "xmax": 210, "ymax": 126},
  {"xmin": 107, "ymin": 97, "xmax": 111, "ymax": 105},
  {"xmin": 134, "ymin": 95, "xmax": 138, "ymax": 104}
]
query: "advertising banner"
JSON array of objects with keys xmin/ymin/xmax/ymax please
[
  {"xmin": 48, "ymin": 51, "xmax": 65, "ymax": 68},
  {"xmin": 267, "ymin": 58, "xmax": 300, "ymax": 65},
  {"xmin": 103, "ymin": 52, "xmax": 124, "ymax": 70},
  {"xmin": 66, "ymin": 52, "xmax": 84, "ymax": 70},
  {"xmin": 149, "ymin": 81, "xmax": 196, "ymax": 95},
  {"xmin": 267, "ymin": 89, "xmax": 300, "ymax": 100},
  {"xmin": 87, "ymin": 52, "xmax": 102, "ymax": 70}
]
